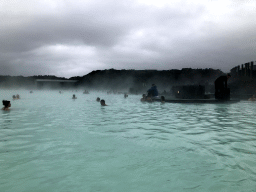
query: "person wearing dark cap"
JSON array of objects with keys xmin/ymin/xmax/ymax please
[
  {"xmin": 2, "ymin": 100, "xmax": 11, "ymax": 111},
  {"xmin": 100, "ymin": 99, "xmax": 108, "ymax": 106},
  {"xmin": 214, "ymin": 74, "xmax": 231, "ymax": 100},
  {"xmin": 147, "ymin": 84, "xmax": 159, "ymax": 98},
  {"xmin": 72, "ymin": 94, "xmax": 77, "ymax": 99}
]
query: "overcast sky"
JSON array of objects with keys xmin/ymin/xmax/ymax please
[{"xmin": 0, "ymin": 0, "xmax": 255, "ymax": 77}]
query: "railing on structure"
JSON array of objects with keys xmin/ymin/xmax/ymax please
[{"xmin": 230, "ymin": 61, "xmax": 255, "ymax": 80}]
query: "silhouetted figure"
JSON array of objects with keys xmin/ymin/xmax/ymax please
[
  {"xmin": 2, "ymin": 100, "xmax": 11, "ymax": 111},
  {"xmin": 72, "ymin": 94, "xmax": 77, "ymax": 99},
  {"xmin": 214, "ymin": 74, "xmax": 231, "ymax": 100},
  {"xmin": 248, "ymin": 95, "xmax": 256, "ymax": 101},
  {"xmin": 147, "ymin": 84, "xmax": 158, "ymax": 98},
  {"xmin": 141, "ymin": 94, "xmax": 146, "ymax": 102},
  {"xmin": 124, "ymin": 93, "xmax": 128, "ymax": 98},
  {"xmin": 96, "ymin": 97, "xmax": 100, "ymax": 102},
  {"xmin": 100, "ymin": 100, "xmax": 107, "ymax": 106},
  {"xmin": 12, "ymin": 95, "xmax": 16, "ymax": 100},
  {"xmin": 140, "ymin": 94, "xmax": 152, "ymax": 102},
  {"xmin": 16, "ymin": 94, "xmax": 20, "ymax": 99},
  {"xmin": 161, "ymin": 96, "xmax": 165, "ymax": 103}
]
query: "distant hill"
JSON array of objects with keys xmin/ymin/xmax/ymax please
[
  {"xmin": 0, "ymin": 68, "xmax": 241, "ymax": 93},
  {"xmin": 77, "ymin": 68, "xmax": 224, "ymax": 93},
  {"xmin": 0, "ymin": 69, "xmax": 224, "ymax": 91},
  {"xmin": 1, "ymin": 67, "xmax": 255, "ymax": 96}
]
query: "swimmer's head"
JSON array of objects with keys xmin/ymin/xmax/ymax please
[
  {"xmin": 96, "ymin": 97, "xmax": 100, "ymax": 102},
  {"xmin": 100, "ymin": 99, "xmax": 106, "ymax": 106},
  {"xmin": 2, "ymin": 100, "xmax": 11, "ymax": 108}
]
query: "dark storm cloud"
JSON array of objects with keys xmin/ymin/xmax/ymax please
[
  {"xmin": 0, "ymin": 10, "xmax": 127, "ymax": 52},
  {"xmin": 0, "ymin": 0, "xmax": 256, "ymax": 77}
]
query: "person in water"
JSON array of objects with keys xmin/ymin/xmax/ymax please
[
  {"xmin": 2, "ymin": 100, "xmax": 11, "ymax": 111},
  {"xmin": 124, "ymin": 93, "xmax": 128, "ymax": 98},
  {"xmin": 141, "ymin": 94, "xmax": 146, "ymax": 102},
  {"xmin": 100, "ymin": 99, "xmax": 107, "ymax": 106},
  {"xmin": 141, "ymin": 94, "xmax": 153, "ymax": 102},
  {"xmin": 72, "ymin": 94, "xmax": 77, "ymax": 99},
  {"xmin": 12, "ymin": 95, "xmax": 16, "ymax": 100},
  {"xmin": 161, "ymin": 96, "xmax": 165, "ymax": 103},
  {"xmin": 248, "ymin": 95, "xmax": 256, "ymax": 101},
  {"xmin": 214, "ymin": 74, "xmax": 231, "ymax": 100},
  {"xmin": 96, "ymin": 97, "xmax": 100, "ymax": 102},
  {"xmin": 147, "ymin": 84, "xmax": 158, "ymax": 98},
  {"xmin": 16, "ymin": 94, "xmax": 20, "ymax": 99}
]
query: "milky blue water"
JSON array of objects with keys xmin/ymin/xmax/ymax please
[{"xmin": 0, "ymin": 90, "xmax": 256, "ymax": 192}]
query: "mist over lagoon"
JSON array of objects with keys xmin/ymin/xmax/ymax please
[
  {"xmin": 1, "ymin": 0, "xmax": 256, "ymax": 191},
  {"xmin": 1, "ymin": 65, "xmax": 256, "ymax": 98}
]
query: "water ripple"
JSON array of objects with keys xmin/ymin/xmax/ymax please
[{"xmin": 1, "ymin": 91, "xmax": 256, "ymax": 191}]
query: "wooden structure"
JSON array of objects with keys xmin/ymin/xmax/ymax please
[{"xmin": 230, "ymin": 61, "xmax": 255, "ymax": 80}]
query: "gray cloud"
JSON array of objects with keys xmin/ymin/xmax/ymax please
[{"xmin": 0, "ymin": 0, "xmax": 256, "ymax": 77}]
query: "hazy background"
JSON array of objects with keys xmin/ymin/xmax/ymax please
[{"xmin": 1, "ymin": 0, "xmax": 255, "ymax": 78}]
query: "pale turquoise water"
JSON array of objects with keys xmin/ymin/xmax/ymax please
[{"xmin": 0, "ymin": 90, "xmax": 256, "ymax": 192}]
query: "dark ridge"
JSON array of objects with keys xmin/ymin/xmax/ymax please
[{"xmin": 0, "ymin": 66, "xmax": 256, "ymax": 97}]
